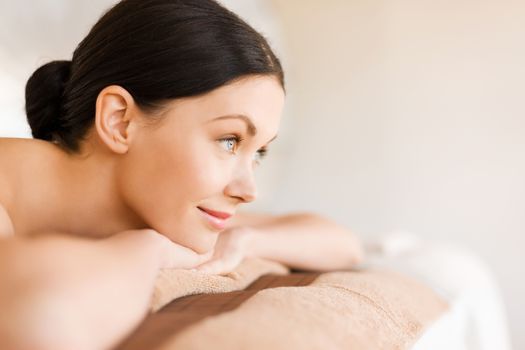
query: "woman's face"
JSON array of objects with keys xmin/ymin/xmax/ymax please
[{"xmin": 117, "ymin": 76, "xmax": 285, "ymax": 253}]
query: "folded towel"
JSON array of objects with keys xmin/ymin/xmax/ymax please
[
  {"xmin": 119, "ymin": 257, "xmax": 448, "ymax": 350},
  {"xmin": 151, "ymin": 257, "xmax": 290, "ymax": 312}
]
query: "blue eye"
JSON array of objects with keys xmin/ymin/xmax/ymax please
[
  {"xmin": 218, "ymin": 136, "xmax": 241, "ymax": 153},
  {"xmin": 218, "ymin": 135, "xmax": 269, "ymax": 165}
]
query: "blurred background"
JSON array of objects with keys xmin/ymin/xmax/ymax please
[{"xmin": 1, "ymin": 0, "xmax": 524, "ymax": 348}]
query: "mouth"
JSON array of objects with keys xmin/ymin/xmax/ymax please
[
  {"xmin": 197, "ymin": 207, "xmax": 233, "ymax": 220},
  {"xmin": 197, "ymin": 206, "xmax": 232, "ymax": 231}
]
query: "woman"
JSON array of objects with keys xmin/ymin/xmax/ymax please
[{"xmin": 0, "ymin": 0, "xmax": 364, "ymax": 349}]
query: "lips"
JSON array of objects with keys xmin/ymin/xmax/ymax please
[
  {"xmin": 197, "ymin": 207, "xmax": 232, "ymax": 231},
  {"xmin": 197, "ymin": 207, "xmax": 232, "ymax": 220}
]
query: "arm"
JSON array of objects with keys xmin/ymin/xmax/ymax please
[
  {"xmin": 199, "ymin": 211, "xmax": 364, "ymax": 274},
  {"xmin": 0, "ymin": 230, "xmax": 209, "ymax": 350}
]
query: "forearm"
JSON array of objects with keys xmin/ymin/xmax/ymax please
[
  {"xmin": 0, "ymin": 230, "xmax": 163, "ymax": 350},
  {"xmin": 242, "ymin": 213, "xmax": 364, "ymax": 272}
]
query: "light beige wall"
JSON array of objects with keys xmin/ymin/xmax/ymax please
[{"xmin": 267, "ymin": 0, "xmax": 525, "ymax": 348}]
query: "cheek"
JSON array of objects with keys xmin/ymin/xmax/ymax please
[
  {"xmin": 189, "ymin": 157, "xmax": 227, "ymax": 190},
  {"xmin": 117, "ymin": 130, "xmax": 236, "ymax": 253},
  {"xmin": 117, "ymin": 136, "xmax": 228, "ymax": 227}
]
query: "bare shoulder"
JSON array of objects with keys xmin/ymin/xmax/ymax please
[
  {"xmin": 0, "ymin": 137, "xmax": 56, "ymax": 237},
  {"xmin": 0, "ymin": 138, "xmax": 22, "ymax": 237},
  {"xmin": 0, "ymin": 138, "xmax": 16, "ymax": 203},
  {"xmin": 0, "ymin": 138, "xmax": 32, "ymax": 198},
  {"xmin": 0, "ymin": 137, "xmax": 55, "ymax": 160},
  {"xmin": 0, "ymin": 137, "xmax": 59, "ymax": 176},
  {"xmin": 0, "ymin": 203, "xmax": 14, "ymax": 238}
]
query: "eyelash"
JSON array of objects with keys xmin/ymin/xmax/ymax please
[{"xmin": 218, "ymin": 135, "xmax": 268, "ymax": 164}]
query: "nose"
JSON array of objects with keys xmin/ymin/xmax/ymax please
[{"xmin": 224, "ymin": 164, "xmax": 258, "ymax": 203}]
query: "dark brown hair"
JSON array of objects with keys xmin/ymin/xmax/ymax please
[{"xmin": 25, "ymin": 0, "xmax": 284, "ymax": 152}]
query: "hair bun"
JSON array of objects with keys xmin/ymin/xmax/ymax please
[{"xmin": 25, "ymin": 60, "xmax": 72, "ymax": 142}]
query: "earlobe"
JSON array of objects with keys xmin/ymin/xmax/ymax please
[{"xmin": 95, "ymin": 85, "xmax": 136, "ymax": 154}]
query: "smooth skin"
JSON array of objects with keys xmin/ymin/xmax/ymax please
[{"xmin": 0, "ymin": 75, "xmax": 364, "ymax": 350}]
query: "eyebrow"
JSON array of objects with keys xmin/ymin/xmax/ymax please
[{"xmin": 208, "ymin": 114, "xmax": 278, "ymax": 143}]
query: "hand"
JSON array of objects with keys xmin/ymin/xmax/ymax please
[
  {"xmin": 158, "ymin": 234, "xmax": 214, "ymax": 270},
  {"xmin": 119, "ymin": 229, "xmax": 214, "ymax": 270},
  {"xmin": 193, "ymin": 227, "xmax": 254, "ymax": 275}
]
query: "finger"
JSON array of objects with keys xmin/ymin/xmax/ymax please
[
  {"xmin": 194, "ymin": 260, "xmax": 225, "ymax": 275},
  {"xmin": 196, "ymin": 250, "xmax": 215, "ymax": 265}
]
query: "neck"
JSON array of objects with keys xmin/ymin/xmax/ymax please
[{"xmin": 27, "ymin": 142, "xmax": 147, "ymax": 238}]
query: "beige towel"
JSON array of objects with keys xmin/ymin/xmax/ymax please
[
  {"xmin": 151, "ymin": 257, "xmax": 290, "ymax": 312},
  {"xmin": 137, "ymin": 258, "xmax": 448, "ymax": 350}
]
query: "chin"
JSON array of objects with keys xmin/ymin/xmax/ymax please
[{"xmin": 186, "ymin": 230, "xmax": 219, "ymax": 255}]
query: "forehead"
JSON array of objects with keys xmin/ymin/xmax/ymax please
[{"xmin": 158, "ymin": 76, "xmax": 285, "ymax": 135}]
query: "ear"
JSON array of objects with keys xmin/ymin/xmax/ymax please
[{"xmin": 94, "ymin": 85, "xmax": 138, "ymax": 154}]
